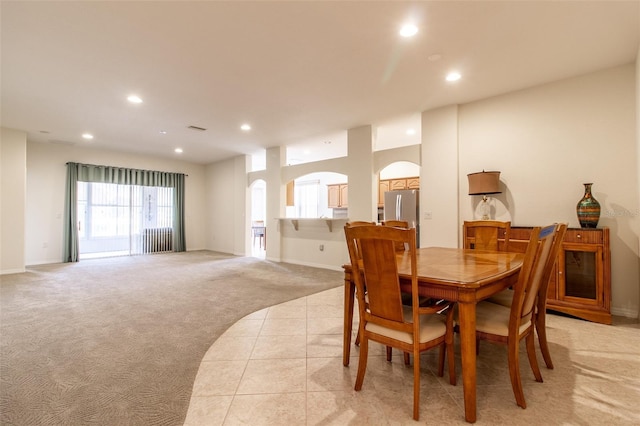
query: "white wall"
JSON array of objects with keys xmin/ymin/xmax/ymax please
[
  {"xmin": 24, "ymin": 142, "xmax": 208, "ymax": 265},
  {"xmin": 1, "ymin": 128, "xmax": 27, "ymax": 274},
  {"xmin": 203, "ymin": 155, "xmax": 250, "ymax": 256},
  {"xmin": 457, "ymin": 64, "xmax": 639, "ymax": 318}
]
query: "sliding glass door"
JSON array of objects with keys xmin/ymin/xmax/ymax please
[{"xmin": 77, "ymin": 182, "xmax": 173, "ymax": 258}]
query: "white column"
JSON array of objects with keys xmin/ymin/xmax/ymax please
[
  {"xmin": 347, "ymin": 125, "xmax": 376, "ymax": 222},
  {"xmin": 421, "ymin": 106, "xmax": 460, "ymax": 248},
  {"xmin": 265, "ymin": 146, "xmax": 286, "ymax": 261}
]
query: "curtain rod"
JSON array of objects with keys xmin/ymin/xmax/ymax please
[{"xmin": 65, "ymin": 162, "xmax": 188, "ymax": 176}]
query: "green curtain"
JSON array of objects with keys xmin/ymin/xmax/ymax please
[
  {"xmin": 172, "ymin": 173, "xmax": 186, "ymax": 252},
  {"xmin": 63, "ymin": 164, "xmax": 79, "ymax": 262},
  {"xmin": 63, "ymin": 162, "xmax": 187, "ymax": 262}
]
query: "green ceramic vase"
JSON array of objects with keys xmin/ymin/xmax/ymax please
[{"xmin": 576, "ymin": 183, "xmax": 600, "ymax": 228}]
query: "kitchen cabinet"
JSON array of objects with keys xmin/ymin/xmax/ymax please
[
  {"xmin": 286, "ymin": 181, "xmax": 295, "ymax": 207},
  {"xmin": 328, "ymin": 183, "xmax": 348, "ymax": 208},
  {"xmin": 406, "ymin": 177, "xmax": 420, "ymax": 189},
  {"xmin": 377, "ymin": 180, "xmax": 390, "ymax": 207},
  {"xmin": 377, "ymin": 176, "xmax": 419, "ymax": 206},
  {"xmin": 390, "ymin": 179, "xmax": 408, "ymax": 191},
  {"xmin": 509, "ymin": 226, "xmax": 611, "ymax": 324}
]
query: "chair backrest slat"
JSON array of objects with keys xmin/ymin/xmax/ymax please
[
  {"xmin": 463, "ymin": 220, "xmax": 511, "ymax": 251},
  {"xmin": 381, "ymin": 220, "xmax": 410, "ymax": 251},
  {"xmin": 510, "ymin": 224, "xmax": 558, "ymax": 331},
  {"xmin": 344, "ymin": 224, "xmax": 417, "ymax": 328}
]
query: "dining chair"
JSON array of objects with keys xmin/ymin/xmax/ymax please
[
  {"xmin": 381, "ymin": 220, "xmax": 409, "ymax": 252},
  {"xmin": 376, "ymin": 220, "xmax": 419, "ymax": 364},
  {"xmin": 472, "ymin": 223, "xmax": 558, "ymax": 409},
  {"xmin": 486, "ymin": 223, "xmax": 567, "ymax": 369},
  {"xmin": 344, "ymin": 224, "xmax": 456, "ymax": 421},
  {"xmin": 251, "ymin": 220, "xmax": 265, "ymax": 248},
  {"xmin": 344, "ymin": 221, "xmax": 379, "ymax": 353},
  {"xmin": 463, "ymin": 220, "xmax": 511, "ymax": 251},
  {"xmin": 381, "ymin": 219, "xmax": 409, "ymax": 228}
]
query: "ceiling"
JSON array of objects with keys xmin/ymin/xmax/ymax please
[{"xmin": 2, "ymin": 1, "xmax": 639, "ymax": 165}]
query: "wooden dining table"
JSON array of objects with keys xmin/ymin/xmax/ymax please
[{"xmin": 342, "ymin": 246, "xmax": 524, "ymax": 423}]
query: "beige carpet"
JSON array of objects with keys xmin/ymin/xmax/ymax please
[{"xmin": 0, "ymin": 251, "xmax": 342, "ymax": 425}]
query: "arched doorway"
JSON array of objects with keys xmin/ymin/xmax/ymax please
[{"xmin": 249, "ymin": 179, "xmax": 266, "ymax": 258}]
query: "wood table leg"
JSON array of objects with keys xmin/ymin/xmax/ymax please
[
  {"xmin": 458, "ymin": 300, "xmax": 477, "ymax": 423},
  {"xmin": 343, "ymin": 275, "xmax": 355, "ymax": 366}
]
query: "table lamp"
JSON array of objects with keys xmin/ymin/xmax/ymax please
[{"xmin": 467, "ymin": 170, "xmax": 501, "ymax": 220}]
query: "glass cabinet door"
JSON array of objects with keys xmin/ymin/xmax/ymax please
[{"xmin": 559, "ymin": 245, "xmax": 602, "ymax": 304}]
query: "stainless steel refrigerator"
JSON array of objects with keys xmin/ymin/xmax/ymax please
[{"xmin": 383, "ymin": 189, "xmax": 420, "ymax": 247}]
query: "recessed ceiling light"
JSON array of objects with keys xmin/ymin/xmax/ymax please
[
  {"xmin": 446, "ymin": 72, "xmax": 462, "ymax": 82},
  {"xmin": 406, "ymin": 128, "xmax": 416, "ymax": 136},
  {"xmin": 127, "ymin": 95, "xmax": 143, "ymax": 104},
  {"xmin": 240, "ymin": 124, "xmax": 251, "ymax": 131},
  {"xmin": 82, "ymin": 133, "xmax": 94, "ymax": 140},
  {"xmin": 174, "ymin": 148, "xmax": 183, "ymax": 154},
  {"xmin": 160, "ymin": 130, "xmax": 167, "ymax": 135},
  {"xmin": 399, "ymin": 24, "xmax": 418, "ymax": 38}
]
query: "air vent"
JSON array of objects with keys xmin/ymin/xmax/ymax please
[{"xmin": 187, "ymin": 125, "xmax": 207, "ymax": 131}]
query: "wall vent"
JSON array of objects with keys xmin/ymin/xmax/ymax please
[{"xmin": 187, "ymin": 125, "xmax": 207, "ymax": 131}]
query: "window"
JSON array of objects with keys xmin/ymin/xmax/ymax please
[
  {"xmin": 294, "ymin": 180, "xmax": 320, "ymax": 218},
  {"xmin": 77, "ymin": 182, "xmax": 173, "ymax": 258}
]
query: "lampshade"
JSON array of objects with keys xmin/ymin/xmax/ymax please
[{"xmin": 468, "ymin": 171, "xmax": 501, "ymax": 195}]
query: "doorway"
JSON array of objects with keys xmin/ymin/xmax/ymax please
[{"xmin": 250, "ymin": 179, "xmax": 266, "ymax": 258}]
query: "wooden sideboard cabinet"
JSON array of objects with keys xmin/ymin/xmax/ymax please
[{"xmin": 509, "ymin": 226, "xmax": 611, "ymax": 324}]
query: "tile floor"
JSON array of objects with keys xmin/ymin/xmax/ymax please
[{"xmin": 184, "ymin": 286, "xmax": 640, "ymax": 425}]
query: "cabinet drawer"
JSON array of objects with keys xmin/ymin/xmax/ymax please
[{"xmin": 564, "ymin": 229, "xmax": 603, "ymax": 244}]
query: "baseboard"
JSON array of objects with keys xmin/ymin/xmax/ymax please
[
  {"xmin": 1, "ymin": 267, "xmax": 26, "ymax": 275},
  {"xmin": 278, "ymin": 257, "xmax": 343, "ymax": 272},
  {"xmin": 26, "ymin": 259, "xmax": 61, "ymax": 266},
  {"xmin": 611, "ymin": 306, "xmax": 639, "ymax": 319}
]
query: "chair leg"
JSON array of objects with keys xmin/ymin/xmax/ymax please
[
  {"xmin": 354, "ymin": 335, "xmax": 369, "ymax": 391},
  {"xmin": 536, "ymin": 314, "xmax": 554, "ymax": 369},
  {"xmin": 526, "ymin": 331, "xmax": 543, "ymax": 383},
  {"xmin": 446, "ymin": 334, "xmax": 456, "ymax": 386},
  {"xmin": 386, "ymin": 346, "xmax": 392, "ymax": 362},
  {"xmin": 507, "ymin": 338, "xmax": 527, "ymax": 409},
  {"xmin": 403, "ymin": 352, "xmax": 410, "ymax": 365},
  {"xmin": 412, "ymin": 347, "xmax": 421, "ymax": 421},
  {"xmin": 437, "ymin": 344, "xmax": 445, "ymax": 377}
]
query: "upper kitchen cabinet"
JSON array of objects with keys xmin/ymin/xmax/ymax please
[
  {"xmin": 328, "ymin": 183, "xmax": 348, "ymax": 208},
  {"xmin": 377, "ymin": 176, "xmax": 419, "ymax": 206},
  {"xmin": 286, "ymin": 180, "xmax": 295, "ymax": 206}
]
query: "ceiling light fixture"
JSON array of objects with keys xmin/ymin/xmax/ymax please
[
  {"xmin": 82, "ymin": 133, "xmax": 94, "ymax": 140},
  {"xmin": 399, "ymin": 24, "xmax": 418, "ymax": 38},
  {"xmin": 446, "ymin": 72, "xmax": 462, "ymax": 82},
  {"xmin": 240, "ymin": 124, "xmax": 251, "ymax": 131},
  {"xmin": 159, "ymin": 130, "xmax": 167, "ymax": 135},
  {"xmin": 174, "ymin": 148, "xmax": 183, "ymax": 154},
  {"xmin": 127, "ymin": 95, "xmax": 143, "ymax": 104}
]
